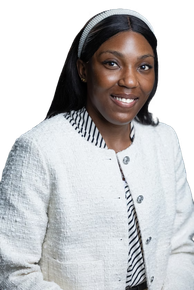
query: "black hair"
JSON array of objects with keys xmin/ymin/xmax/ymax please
[{"xmin": 46, "ymin": 13, "xmax": 158, "ymax": 126}]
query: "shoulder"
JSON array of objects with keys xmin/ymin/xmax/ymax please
[
  {"xmin": 135, "ymin": 120, "xmax": 179, "ymax": 144},
  {"xmin": 10, "ymin": 114, "xmax": 78, "ymax": 160},
  {"xmin": 21, "ymin": 114, "xmax": 70, "ymax": 139},
  {"xmin": 134, "ymin": 121, "xmax": 181, "ymax": 157},
  {"xmin": 17, "ymin": 114, "xmax": 73, "ymax": 145}
]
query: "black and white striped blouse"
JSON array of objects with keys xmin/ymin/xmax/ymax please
[{"xmin": 64, "ymin": 107, "xmax": 146, "ymax": 287}]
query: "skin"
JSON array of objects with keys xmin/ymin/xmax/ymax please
[{"xmin": 77, "ymin": 31, "xmax": 155, "ymax": 152}]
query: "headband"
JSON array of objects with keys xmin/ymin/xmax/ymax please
[{"xmin": 78, "ymin": 8, "xmax": 154, "ymax": 58}]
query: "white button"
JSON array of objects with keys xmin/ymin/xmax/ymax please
[
  {"xmin": 137, "ymin": 195, "xmax": 144, "ymax": 203},
  {"xmin": 191, "ymin": 234, "xmax": 194, "ymax": 242},
  {"xmin": 123, "ymin": 156, "xmax": 130, "ymax": 165}
]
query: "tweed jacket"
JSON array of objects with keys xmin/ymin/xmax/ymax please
[{"xmin": 0, "ymin": 113, "xmax": 194, "ymax": 290}]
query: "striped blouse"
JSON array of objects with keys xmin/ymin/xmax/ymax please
[{"xmin": 64, "ymin": 107, "xmax": 146, "ymax": 287}]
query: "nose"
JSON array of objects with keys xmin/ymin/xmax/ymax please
[{"xmin": 118, "ymin": 67, "xmax": 138, "ymax": 89}]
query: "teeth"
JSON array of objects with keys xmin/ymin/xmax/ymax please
[{"xmin": 115, "ymin": 97, "xmax": 134, "ymax": 103}]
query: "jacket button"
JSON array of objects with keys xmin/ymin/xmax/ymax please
[
  {"xmin": 191, "ymin": 234, "xmax": 194, "ymax": 242},
  {"xmin": 137, "ymin": 195, "xmax": 144, "ymax": 203},
  {"xmin": 123, "ymin": 156, "xmax": 130, "ymax": 165},
  {"xmin": 150, "ymin": 276, "xmax": 154, "ymax": 283}
]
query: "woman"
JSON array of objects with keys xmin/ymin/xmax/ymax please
[{"xmin": 0, "ymin": 8, "xmax": 193, "ymax": 290}]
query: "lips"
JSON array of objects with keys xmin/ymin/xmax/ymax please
[
  {"xmin": 111, "ymin": 94, "xmax": 138, "ymax": 101},
  {"xmin": 113, "ymin": 97, "xmax": 135, "ymax": 104},
  {"xmin": 111, "ymin": 94, "xmax": 138, "ymax": 108}
]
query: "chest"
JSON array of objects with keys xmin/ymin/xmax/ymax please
[{"xmin": 47, "ymin": 144, "xmax": 176, "ymax": 243}]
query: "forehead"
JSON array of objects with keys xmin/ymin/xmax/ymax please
[{"xmin": 95, "ymin": 30, "xmax": 153, "ymax": 57}]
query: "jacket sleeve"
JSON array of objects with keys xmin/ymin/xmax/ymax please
[
  {"xmin": 0, "ymin": 136, "xmax": 62, "ymax": 290},
  {"xmin": 162, "ymin": 131, "xmax": 194, "ymax": 289}
]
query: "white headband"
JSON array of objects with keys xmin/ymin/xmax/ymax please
[{"xmin": 78, "ymin": 8, "xmax": 154, "ymax": 58}]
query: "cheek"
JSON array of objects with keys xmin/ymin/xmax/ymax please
[
  {"xmin": 141, "ymin": 74, "xmax": 155, "ymax": 95},
  {"xmin": 88, "ymin": 67, "xmax": 117, "ymax": 92}
]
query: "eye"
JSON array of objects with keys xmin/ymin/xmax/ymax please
[
  {"xmin": 139, "ymin": 64, "xmax": 152, "ymax": 71},
  {"xmin": 103, "ymin": 60, "xmax": 119, "ymax": 69}
]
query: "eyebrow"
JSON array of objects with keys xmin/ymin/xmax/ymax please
[{"xmin": 99, "ymin": 50, "xmax": 155, "ymax": 60}]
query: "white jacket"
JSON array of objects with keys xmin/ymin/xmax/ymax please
[{"xmin": 0, "ymin": 114, "xmax": 194, "ymax": 290}]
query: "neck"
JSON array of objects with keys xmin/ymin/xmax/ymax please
[
  {"xmin": 86, "ymin": 108, "xmax": 132, "ymax": 152},
  {"xmin": 101, "ymin": 123, "xmax": 132, "ymax": 152}
]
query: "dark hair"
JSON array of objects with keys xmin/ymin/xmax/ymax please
[{"xmin": 46, "ymin": 14, "xmax": 158, "ymax": 126}]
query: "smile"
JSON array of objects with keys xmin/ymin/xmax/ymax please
[
  {"xmin": 111, "ymin": 94, "xmax": 138, "ymax": 109},
  {"xmin": 113, "ymin": 97, "xmax": 135, "ymax": 104}
]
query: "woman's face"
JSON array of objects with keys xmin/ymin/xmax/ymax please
[{"xmin": 79, "ymin": 30, "xmax": 155, "ymax": 126}]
